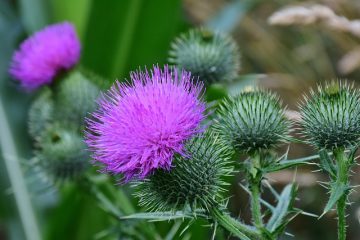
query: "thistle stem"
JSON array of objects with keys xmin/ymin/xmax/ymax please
[
  {"xmin": 249, "ymin": 153, "xmax": 264, "ymax": 229},
  {"xmin": 337, "ymin": 195, "xmax": 346, "ymax": 240},
  {"xmin": 250, "ymin": 182, "xmax": 263, "ymax": 228},
  {"xmin": 333, "ymin": 149, "xmax": 349, "ymax": 240}
]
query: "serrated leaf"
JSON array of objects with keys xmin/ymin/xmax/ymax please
[
  {"xmin": 319, "ymin": 149, "xmax": 336, "ymax": 179},
  {"xmin": 348, "ymin": 144, "xmax": 359, "ymax": 165},
  {"xmin": 321, "ymin": 182, "xmax": 349, "ymax": 217},
  {"xmin": 264, "ymin": 154, "xmax": 317, "ymax": 173},
  {"xmin": 266, "ymin": 184, "xmax": 297, "ymax": 233},
  {"xmin": 120, "ymin": 210, "xmax": 206, "ymax": 221}
]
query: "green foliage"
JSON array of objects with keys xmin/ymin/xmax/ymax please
[
  {"xmin": 318, "ymin": 149, "xmax": 336, "ymax": 179},
  {"xmin": 214, "ymin": 90, "xmax": 290, "ymax": 154},
  {"xmin": 300, "ymin": 81, "xmax": 360, "ymax": 150},
  {"xmin": 79, "ymin": 0, "xmax": 186, "ymax": 81},
  {"xmin": 169, "ymin": 28, "xmax": 240, "ymax": 85},
  {"xmin": 134, "ymin": 132, "xmax": 233, "ymax": 211},
  {"xmin": 266, "ymin": 184, "xmax": 300, "ymax": 237},
  {"xmin": 321, "ymin": 182, "xmax": 350, "ymax": 217},
  {"xmin": 28, "ymin": 87, "xmax": 54, "ymax": 139},
  {"xmin": 35, "ymin": 123, "xmax": 89, "ymax": 182}
]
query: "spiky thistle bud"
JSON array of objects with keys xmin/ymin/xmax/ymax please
[
  {"xmin": 35, "ymin": 123, "xmax": 89, "ymax": 183},
  {"xmin": 214, "ymin": 90, "xmax": 290, "ymax": 154},
  {"xmin": 55, "ymin": 71, "xmax": 100, "ymax": 123},
  {"xmin": 134, "ymin": 132, "xmax": 233, "ymax": 211},
  {"xmin": 28, "ymin": 87, "xmax": 54, "ymax": 139},
  {"xmin": 300, "ymin": 81, "xmax": 360, "ymax": 150},
  {"xmin": 169, "ymin": 28, "xmax": 240, "ymax": 85}
]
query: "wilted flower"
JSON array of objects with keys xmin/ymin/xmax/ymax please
[
  {"xmin": 9, "ymin": 22, "xmax": 81, "ymax": 90},
  {"xmin": 86, "ymin": 66, "xmax": 205, "ymax": 181}
]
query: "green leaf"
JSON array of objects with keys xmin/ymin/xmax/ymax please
[
  {"xmin": 0, "ymin": 1, "xmax": 40, "ymax": 239},
  {"xmin": 266, "ymin": 184, "xmax": 297, "ymax": 233},
  {"xmin": 264, "ymin": 154, "xmax": 318, "ymax": 173},
  {"xmin": 318, "ymin": 149, "xmax": 336, "ymax": 179},
  {"xmin": 348, "ymin": 144, "xmax": 359, "ymax": 165},
  {"xmin": 320, "ymin": 182, "xmax": 349, "ymax": 218},
  {"xmin": 120, "ymin": 210, "xmax": 206, "ymax": 221},
  {"xmin": 80, "ymin": 0, "xmax": 187, "ymax": 83},
  {"xmin": 18, "ymin": 0, "xmax": 49, "ymax": 32}
]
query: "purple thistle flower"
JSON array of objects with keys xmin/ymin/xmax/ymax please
[
  {"xmin": 86, "ymin": 66, "xmax": 206, "ymax": 182},
  {"xmin": 9, "ymin": 22, "xmax": 81, "ymax": 90}
]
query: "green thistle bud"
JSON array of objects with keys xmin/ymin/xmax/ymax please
[
  {"xmin": 28, "ymin": 87, "xmax": 54, "ymax": 139},
  {"xmin": 300, "ymin": 81, "xmax": 360, "ymax": 150},
  {"xmin": 134, "ymin": 132, "xmax": 233, "ymax": 211},
  {"xmin": 169, "ymin": 28, "xmax": 240, "ymax": 85},
  {"xmin": 214, "ymin": 90, "xmax": 290, "ymax": 153},
  {"xmin": 55, "ymin": 71, "xmax": 99, "ymax": 123},
  {"xmin": 35, "ymin": 123, "xmax": 89, "ymax": 183}
]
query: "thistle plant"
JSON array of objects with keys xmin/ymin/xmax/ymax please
[
  {"xmin": 10, "ymin": 20, "xmax": 360, "ymax": 240},
  {"xmin": 169, "ymin": 28, "xmax": 240, "ymax": 85},
  {"xmin": 300, "ymin": 81, "xmax": 360, "ymax": 240},
  {"xmin": 9, "ymin": 22, "xmax": 101, "ymax": 184},
  {"xmin": 213, "ymin": 89, "xmax": 297, "ymax": 239}
]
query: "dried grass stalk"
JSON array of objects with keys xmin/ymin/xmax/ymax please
[{"xmin": 268, "ymin": 4, "xmax": 360, "ymax": 38}]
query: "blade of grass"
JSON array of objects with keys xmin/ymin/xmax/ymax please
[
  {"xmin": 18, "ymin": 0, "xmax": 49, "ymax": 32},
  {"xmin": 0, "ymin": 98, "xmax": 41, "ymax": 240}
]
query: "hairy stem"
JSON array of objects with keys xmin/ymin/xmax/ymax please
[
  {"xmin": 337, "ymin": 195, "xmax": 346, "ymax": 240},
  {"xmin": 333, "ymin": 149, "xmax": 349, "ymax": 240},
  {"xmin": 249, "ymin": 153, "xmax": 264, "ymax": 229}
]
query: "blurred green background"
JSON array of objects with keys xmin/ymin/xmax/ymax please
[{"xmin": 1, "ymin": 0, "xmax": 360, "ymax": 239}]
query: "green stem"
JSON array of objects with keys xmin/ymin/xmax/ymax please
[
  {"xmin": 209, "ymin": 206, "xmax": 261, "ymax": 240},
  {"xmin": 337, "ymin": 195, "xmax": 346, "ymax": 240},
  {"xmin": 333, "ymin": 149, "xmax": 349, "ymax": 240},
  {"xmin": 249, "ymin": 153, "xmax": 264, "ymax": 229}
]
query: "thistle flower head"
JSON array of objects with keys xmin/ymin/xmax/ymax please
[
  {"xmin": 9, "ymin": 22, "xmax": 81, "ymax": 90},
  {"xmin": 169, "ymin": 28, "xmax": 240, "ymax": 85},
  {"xmin": 36, "ymin": 123, "xmax": 88, "ymax": 182},
  {"xmin": 86, "ymin": 66, "xmax": 206, "ymax": 182},
  {"xmin": 134, "ymin": 132, "xmax": 233, "ymax": 211},
  {"xmin": 300, "ymin": 81, "xmax": 360, "ymax": 150},
  {"xmin": 214, "ymin": 90, "xmax": 290, "ymax": 153}
]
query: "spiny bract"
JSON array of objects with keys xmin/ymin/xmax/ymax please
[
  {"xmin": 300, "ymin": 82, "xmax": 360, "ymax": 150},
  {"xmin": 214, "ymin": 90, "xmax": 290, "ymax": 153},
  {"xmin": 36, "ymin": 123, "xmax": 89, "ymax": 183},
  {"xmin": 28, "ymin": 87, "xmax": 54, "ymax": 139},
  {"xmin": 134, "ymin": 132, "xmax": 233, "ymax": 211},
  {"xmin": 169, "ymin": 28, "xmax": 240, "ymax": 85},
  {"xmin": 55, "ymin": 70, "xmax": 100, "ymax": 123}
]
